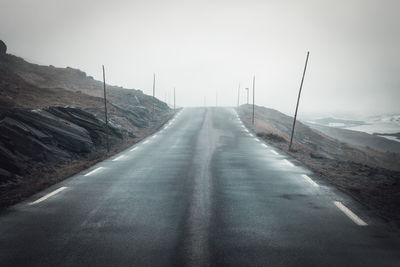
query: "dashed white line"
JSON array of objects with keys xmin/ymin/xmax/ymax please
[
  {"xmin": 29, "ymin": 187, "xmax": 67, "ymax": 205},
  {"xmin": 84, "ymin": 167, "xmax": 104, "ymax": 176},
  {"xmin": 283, "ymin": 159, "xmax": 295, "ymax": 167},
  {"xmin": 130, "ymin": 147, "xmax": 137, "ymax": 152},
  {"xmin": 249, "ymin": 133, "xmax": 254, "ymax": 137},
  {"xmin": 254, "ymin": 139, "xmax": 260, "ymax": 142},
  {"xmin": 143, "ymin": 140, "xmax": 150, "ymax": 144},
  {"xmin": 262, "ymin": 144, "xmax": 268, "ymax": 148},
  {"xmin": 334, "ymin": 201, "xmax": 368, "ymax": 226},
  {"xmin": 301, "ymin": 174, "xmax": 319, "ymax": 187},
  {"xmin": 151, "ymin": 135, "xmax": 158, "ymax": 139},
  {"xmin": 112, "ymin": 155, "xmax": 125, "ymax": 161},
  {"xmin": 271, "ymin": 150, "xmax": 279, "ymax": 155}
]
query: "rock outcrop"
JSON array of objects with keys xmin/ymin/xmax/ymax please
[
  {"xmin": 0, "ymin": 107, "xmax": 123, "ymax": 184},
  {"xmin": 0, "ymin": 40, "xmax": 6, "ymax": 55}
]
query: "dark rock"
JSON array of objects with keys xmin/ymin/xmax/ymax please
[
  {"xmin": 0, "ymin": 107, "xmax": 124, "ymax": 183},
  {"xmin": 0, "ymin": 40, "xmax": 6, "ymax": 54},
  {"xmin": 310, "ymin": 152, "xmax": 325, "ymax": 159}
]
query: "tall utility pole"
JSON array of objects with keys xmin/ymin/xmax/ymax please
[
  {"xmin": 237, "ymin": 83, "xmax": 241, "ymax": 107},
  {"xmin": 289, "ymin": 51, "xmax": 310, "ymax": 151},
  {"xmin": 102, "ymin": 65, "xmax": 110, "ymax": 153},
  {"xmin": 252, "ymin": 76, "xmax": 255, "ymax": 125},
  {"xmin": 245, "ymin": 88, "xmax": 249, "ymax": 105},
  {"xmin": 152, "ymin": 73, "xmax": 156, "ymax": 120},
  {"xmin": 174, "ymin": 87, "xmax": 176, "ymax": 112}
]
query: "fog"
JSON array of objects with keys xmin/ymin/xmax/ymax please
[{"xmin": 1, "ymin": 0, "xmax": 399, "ymax": 117}]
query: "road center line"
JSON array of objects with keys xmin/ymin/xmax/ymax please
[
  {"xmin": 283, "ymin": 159, "xmax": 295, "ymax": 167},
  {"xmin": 301, "ymin": 174, "xmax": 319, "ymax": 187},
  {"xmin": 255, "ymin": 138, "xmax": 260, "ymax": 142},
  {"xmin": 249, "ymin": 133, "xmax": 254, "ymax": 137},
  {"xmin": 84, "ymin": 167, "xmax": 104, "ymax": 176},
  {"xmin": 29, "ymin": 187, "xmax": 67, "ymax": 205},
  {"xmin": 151, "ymin": 135, "xmax": 158, "ymax": 139},
  {"xmin": 143, "ymin": 140, "xmax": 150, "ymax": 144},
  {"xmin": 271, "ymin": 150, "xmax": 279, "ymax": 155},
  {"xmin": 334, "ymin": 201, "xmax": 368, "ymax": 226},
  {"xmin": 262, "ymin": 144, "xmax": 268, "ymax": 148},
  {"xmin": 112, "ymin": 155, "xmax": 125, "ymax": 161},
  {"xmin": 130, "ymin": 147, "xmax": 137, "ymax": 152}
]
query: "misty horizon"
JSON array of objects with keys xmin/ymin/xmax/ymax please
[{"xmin": 1, "ymin": 0, "xmax": 399, "ymax": 117}]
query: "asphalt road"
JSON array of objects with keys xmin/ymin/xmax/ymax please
[{"xmin": 0, "ymin": 107, "xmax": 399, "ymax": 266}]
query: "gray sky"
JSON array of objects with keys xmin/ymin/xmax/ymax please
[{"xmin": 1, "ymin": 0, "xmax": 399, "ymax": 117}]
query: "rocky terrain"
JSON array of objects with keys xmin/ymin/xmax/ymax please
[
  {"xmin": 238, "ymin": 104, "xmax": 400, "ymax": 228},
  {"xmin": 0, "ymin": 47, "xmax": 173, "ymax": 207}
]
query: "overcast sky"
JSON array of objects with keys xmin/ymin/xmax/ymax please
[{"xmin": 1, "ymin": 0, "xmax": 399, "ymax": 117}]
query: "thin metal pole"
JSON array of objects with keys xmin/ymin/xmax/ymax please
[
  {"xmin": 289, "ymin": 51, "xmax": 310, "ymax": 151},
  {"xmin": 174, "ymin": 87, "xmax": 176, "ymax": 112},
  {"xmin": 102, "ymin": 65, "xmax": 110, "ymax": 153},
  {"xmin": 152, "ymin": 73, "xmax": 156, "ymax": 120},
  {"xmin": 238, "ymin": 83, "xmax": 241, "ymax": 107},
  {"xmin": 252, "ymin": 76, "xmax": 255, "ymax": 125}
]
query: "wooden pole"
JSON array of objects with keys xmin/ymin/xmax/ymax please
[
  {"xmin": 152, "ymin": 73, "xmax": 156, "ymax": 120},
  {"xmin": 237, "ymin": 83, "xmax": 240, "ymax": 107},
  {"xmin": 102, "ymin": 65, "xmax": 110, "ymax": 153},
  {"xmin": 252, "ymin": 76, "xmax": 255, "ymax": 125},
  {"xmin": 289, "ymin": 51, "xmax": 310, "ymax": 151}
]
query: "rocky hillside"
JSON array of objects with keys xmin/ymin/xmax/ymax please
[
  {"xmin": 239, "ymin": 104, "xmax": 400, "ymax": 227},
  {"xmin": 0, "ymin": 48, "xmax": 173, "ymax": 207}
]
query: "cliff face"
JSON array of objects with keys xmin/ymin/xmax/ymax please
[{"xmin": 0, "ymin": 52, "xmax": 172, "ymax": 207}]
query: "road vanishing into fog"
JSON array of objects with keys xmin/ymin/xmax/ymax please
[{"xmin": 0, "ymin": 107, "xmax": 399, "ymax": 266}]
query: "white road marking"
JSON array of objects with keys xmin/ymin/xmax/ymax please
[
  {"xmin": 283, "ymin": 159, "xmax": 295, "ymax": 167},
  {"xmin": 29, "ymin": 187, "xmax": 67, "ymax": 205},
  {"xmin": 301, "ymin": 174, "xmax": 319, "ymax": 187},
  {"xmin": 112, "ymin": 155, "xmax": 125, "ymax": 161},
  {"xmin": 334, "ymin": 201, "xmax": 368, "ymax": 226},
  {"xmin": 262, "ymin": 144, "xmax": 268, "ymax": 148},
  {"xmin": 249, "ymin": 133, "xmax": 254, "ymax": 137},
  {"xmin": 271, "ymin": 150, "xmax": 279, "ymax": 155},
  {"xmin": 244, "ymin": 129, "xmax": 249, "ymax": 133},
  {"xmin": 255, "ymin": 139, "xmax": 260, "ymax": 142},
  {"xmin": 84, "ymin": 167, "xmax": 104, "ymax": 176},
  {"xmin": 151, "ymin": 135, "xmax": 158, "ymax": 139},
  {"xmin": 130, "ymin": 147, "xmax": 137, "ymax": 152},
  {"xmin": 143, "ymin": 140, "xmax": 150, "ymax": 144}
]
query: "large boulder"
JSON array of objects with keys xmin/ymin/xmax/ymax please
[{"xmin": 0, "ymin": 40, "xmax": 6, "ymax": 54}]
